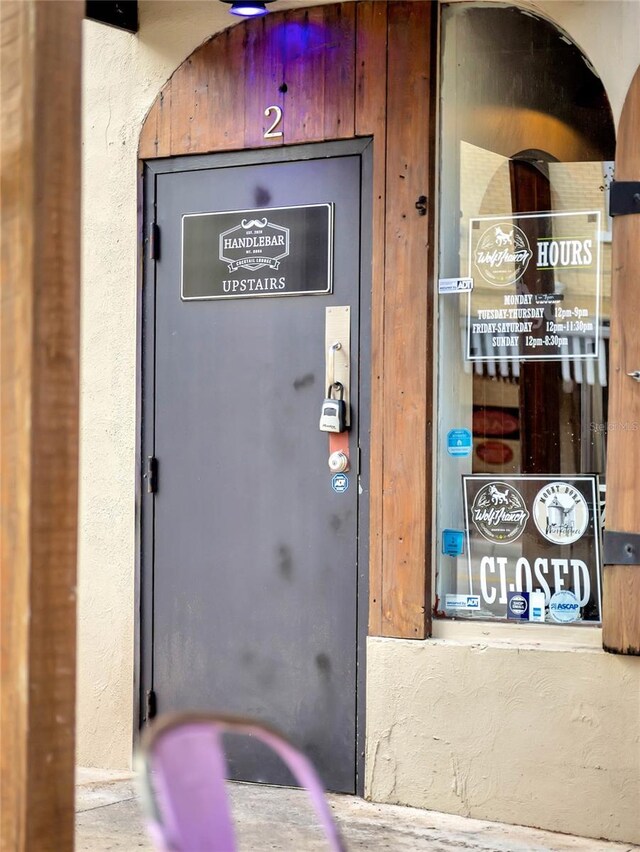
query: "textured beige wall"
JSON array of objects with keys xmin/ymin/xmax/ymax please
[
  {"xmin": 79, "ymin": 6, "xmax": 639, "ymax": 827},
  {"xmin": 366, "ymin": 636, "xmax": 640, "ymax": 843},
  {"xmin": 79, "ymin": 2, "xmax": 219, "ymax": 769}
]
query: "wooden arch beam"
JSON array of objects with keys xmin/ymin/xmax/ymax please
[{"xmin": 139, "ymin": 3, "xmax": 360, "ymax": 159}]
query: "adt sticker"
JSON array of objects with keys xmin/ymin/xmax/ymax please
[
  {"xmin": 332, "ymin": 473, "xmax": 349, "ymax": 494},
  {"xmin": 447, "ymin": 428, "xmax": 472, "ymax": 458},
  {"xmin": 442, "ymin": 529, "xmax": 465, "ymax": 557},
  {"xmin": 445, "ymin": 594, "xmax": 480, "ymax": 611},
  {"xmin": 438, "ymin": 277, "xmax": 474, "ymax": 294}
]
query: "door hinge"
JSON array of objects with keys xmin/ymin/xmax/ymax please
[
  {"xmin": 145, "ymin": 456, "xmax": 158, "ymax": 493},
  {"xmin": 145, "ymin": 689, "xmax": 157, "ymax": 721},
  {"xmin": 149, "ymin": 222, "xmax": 160, "ymax": 260},
  {"xmin": 603, "ymin": 530, "xmax": 640, "ymax": 565}
]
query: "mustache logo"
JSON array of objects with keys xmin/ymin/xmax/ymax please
[{"xmin": 241, "ymin": 218, "xmax": 269, "ymax": 229}]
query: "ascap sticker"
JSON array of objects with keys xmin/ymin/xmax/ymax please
[
  {"xmin": 468, "ymin": 481, "xmax": 529, "ymax": 544},
  {"xmin": 467, "ymin": 210, "xmax": 601, "ymax": 362},
  {"xmin": 182, "ymin": 204, "xmax": 333, "ymax": 300},
  {"xmin": 548, "ymin": 590, "xmax": 580, "ymax": 623},
  {"xmin": 463, "ymin": 475, "xmax": 602, "ymax": 622}
]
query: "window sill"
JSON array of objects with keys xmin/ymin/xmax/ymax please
[{"xmin": 430, "ymin": 617, "xmax": 603, "ymax": 652}]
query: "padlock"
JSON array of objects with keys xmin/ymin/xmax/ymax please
[{"xmin": 319, "ymin": 382, "xmax": 347, "ymax": 433}]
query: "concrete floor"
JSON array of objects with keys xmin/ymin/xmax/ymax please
[{"xmin": 76, "ymin": 769, "xmax": 638, "ymax": 852}]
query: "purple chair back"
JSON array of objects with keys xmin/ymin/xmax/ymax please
[{"xmin": 139, "ymin": 712, "xmax": 346, "ymax": 852}]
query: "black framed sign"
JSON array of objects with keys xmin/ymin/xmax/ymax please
[
  {"xmin": 466, "ymin": 210, "xmax": 602, "ymax": 362},
  {"xmin": 181, "ymin": 203, "xmax": 333, "ymax": 300},
  {"xmin": 462, "ymin": 474, "xmax": 603, "ymax": 622}
]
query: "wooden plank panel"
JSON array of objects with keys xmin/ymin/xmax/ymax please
[
  {"xmin": 356, "ymin": 0, "xmax": 389, "ymax": 635},
  {"xmin": 243, "ymin": 14, "xmax": 285, "ymax": 149},
  {"xmin": 187, "ymin": 44, "xmax": 214, "ymax": 154},
  {"xmin": 381, "ymin": 1, "xmax": 433, "ymax": 638},
  {"xmin": 1, "ymin": 9, "xmax": 30, "ymax": 845},
  {"xmin": 282, "ymin": 4, "xmax": 356, "ymax": 145},
  {"xmin": 170, "ymin": 27, "xmax": 246, "ymax": 155},
  {"xmin": 322, "ymin": 2, "xmax": 356, "ymax": 140},
  {"xmin": 170, "ymin": 54, "xmax": 195, "ymax": 154},
  {"xmin": 282, "ymin": 6, "xmax": 327, "ymax": 144},
  {"xmin": 138, "ymin": 79, "xmax": 173, "ymax": 159},
  {"xmin": 203, "ymin": 24, "xmax": 246, "ymax": 152},
  {"xmin": 187, "ymin": 35, "xmax": 232, "ymax": 154},
  {"xmin": 423, "ymin": 4, "xmax": 437, "ymax": 635},
  {"xmin": 603, "ymin": 65, "xmax": 640, "ymax": 655},
  {"xmin": 156, "ymin": 85, "xmax": 172, "ymax": 158},
  {"xmin": 355, "ymin": 2, "xmax": 387, "ymax": 139},
  {"xmin": 138, "ymin": 99, "xmax": 159, "ymax": 159},
  {"xmin": 140, "ymin": 28, "xmax": 248, "ymax": 159},
  {"xmin": 141, "ymin": 4, "xmax": 358, "ymax": 157},
  {"xmin": 1, "ymin": 1, "xmax": 81, "ymax": 848}
]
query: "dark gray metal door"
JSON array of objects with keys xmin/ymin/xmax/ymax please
[{"xmin": 142, "ymin": 143, "xmax": 370, "ymax": 794}]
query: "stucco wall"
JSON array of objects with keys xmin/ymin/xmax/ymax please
[
  {"xmin": 366, "ymin": 634, "xmax": 640, "ymax": 843},
  {"xmin": 79, "ymin": 4, "xmax": 639, "ymax": 841}
]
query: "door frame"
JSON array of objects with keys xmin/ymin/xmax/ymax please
[{"xmin": 136, "ymin": 138, "xmax": 372, "ymax": 793}]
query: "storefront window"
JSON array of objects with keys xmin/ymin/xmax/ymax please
[{"xmin": 435, "ymin": 5, "xmax": 615, "ymax": 624}]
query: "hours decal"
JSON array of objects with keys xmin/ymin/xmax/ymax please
[{"xmin": 467, "ymin": 210, "xmax": 602, "ymax": 362}]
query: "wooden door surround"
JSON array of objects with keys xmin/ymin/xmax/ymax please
[
  {"xmin": 1, "ymin": 1, "xmax": 81, "ymax": 847},
  {"xmin": 603, "ymin": 65, "xmax": 640, "ymax": 656},
  {"xmin": 139, "ymin": 2, "xmax": 437, "ymax": 639}
]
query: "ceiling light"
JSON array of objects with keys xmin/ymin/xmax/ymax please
[{"xmin": 221, "ymin": 0, "xmax": 275, "ymax": 17}]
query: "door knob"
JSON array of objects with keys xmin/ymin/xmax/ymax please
[{"xmin": 328, "ymin": 451, "xmax": 349, "ymax": 473}]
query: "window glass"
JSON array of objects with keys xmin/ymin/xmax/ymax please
[{"xmin": 436, "ymin": 5, "xmax": 615, "ymax": 624}]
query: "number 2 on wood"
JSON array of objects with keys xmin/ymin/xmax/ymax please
[{"xmin": 264, "ymin": 105, "xmax": 283, "ymax": 139}]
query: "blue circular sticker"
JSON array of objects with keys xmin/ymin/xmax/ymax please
[{"xmin": 549, "ymin": 590, "xmax": 580, "ymax": 623}]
